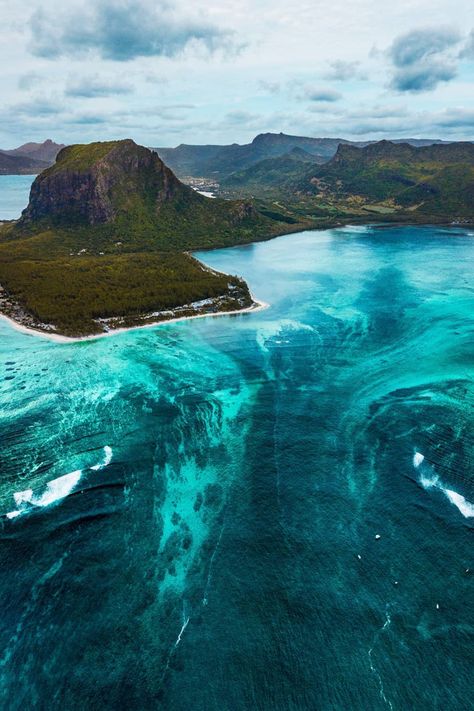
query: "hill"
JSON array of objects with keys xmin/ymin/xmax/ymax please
[
  {"xmin": 0, "ymin": 140, "xmax": 65, "ymax": 174},
  {"xmin": 6, "ymin": 139, "xmax": 66, "ymax": 164},
  {"xmin": 220, "ymin": 148, "xmax": 318, "ymax": 196},
  {"xmin": 0, "ymin": 151, "xmax": 49, "ymax": 175},
  {"xmin": 154, "ymin": 133, "xmax": 452, "ymax": 180},
  {"xmin": 0, "ymin": 139, "xmax": 299, "ymax": 337},
  {"xmin": 299, "ymin": 140, "xmax": 474, "ymax": 218},
  {"xmin": 155, "ymin": 133, "xmax": 345, "ymax": 178}
]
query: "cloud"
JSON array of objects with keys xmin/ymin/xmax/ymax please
[
  {"xmin": 14, "ymin": 97, "xmax": 64, "ymax": 117},
  {"xmin": 459, "ymin": 30, "xmax": 474, "ymax": 59},
  {"xmin": 66, "ymin": 114, "xmax": 108, "ymax": 125},
  {"xmin": 29, "ymin": 0, "xmax": 234, "ymax": 61},
  {"xmin": 323, "ymin": 60, "xmax": 365, "ymax": 81},
  {"xmin": 18, "ymin": 72, "xmax": 42, "ymax": 91},
  {"xmin": 303, "ymin": 87, "xmax": 342, "ymax": 102},
  {"xmin": 390, "ymin": 27, "xmax": 460, "ymax": 66},
  {"xmin": 391, "ymin": 61, "xmax": 457, "ymax": 92},
  {"xmin": 433, "ymin": 107, "xmax": 474, "ymax": 128},
  {"xmin": 65, "ymin": 75, "xmax": 134, "ymax": 98},
  {"xmin": 258, "ymin": 80, "xmax": 281, "ymax": 95},
  {"xmin": 225, "ymin": 110, "xmax": 260, "ymax": 124},
  {"xmin": 388, "ymin": 27, "xmax": 461, "ymax": 92}
]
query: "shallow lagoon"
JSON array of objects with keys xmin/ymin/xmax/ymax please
[{"xmin": 0, "ymin": 225, "xmax": 473, "ymax": 709}]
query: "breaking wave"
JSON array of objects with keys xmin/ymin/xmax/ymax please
[
  {"xmin": 5, "ymin": 446, "xmax": 113, "ymax": 520},
  {"xmin": 414, "ymin": 450, "xmax": 474, "ymax": 519}
]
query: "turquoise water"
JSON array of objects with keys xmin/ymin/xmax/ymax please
[
  {"xmin": 0, "ymin": 225, "xmax": 473, "ymax": 709},
  {"xmin": 0, "ymin": 175, "xmax": 34, "ymax": 220}
]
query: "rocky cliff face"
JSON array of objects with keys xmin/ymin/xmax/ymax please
[{"xmin": 20, "ymin": 139, "xmax": 197, "ymax": 226}]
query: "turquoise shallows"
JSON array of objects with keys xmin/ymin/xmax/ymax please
[{"xmin": 0, "ymin": 224, "xmax": 473, "ymax": 709}]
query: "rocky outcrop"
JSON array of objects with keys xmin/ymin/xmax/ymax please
[{"xmin": 20, "ymin": 139, "xmax": 197, "ymax": 226}]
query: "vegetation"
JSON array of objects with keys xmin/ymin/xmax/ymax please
[
  {"xmin": 220, "ymin": 150, "xmax": 318, "ymax": 198},
  {"xmin": 0, "ymin": 139, "xmax": 301, "ymax": 336},
  {"xmin": 42, "ymin": 141, "xmax": 121, "ymax": 176},
  {"xmin": 0, "ymin": 251, "xmax": 250, "ymax": 336},
  {"xmin": 154, "ymin": 133, "xmax": 450, "ymax": 180},
  {"xmin": 155, "ymin": 133, "xmax": 340, "ymax": 179},
  {"xmin": 0, "ymin": 140, "xmax": 64, "ymax": 175},
  {"xmin": 297, "ymin": 141, "xmax": 474, "ymax": 218},
  {"xmin": 221, "ymin": 140, "xmax": 474, "ymax": 223},
  {"xmin": 3, "ymin": 137, "xmax": 471, "ymax": 338},
  {"xmin": 0, "ymin": 152, "xmax": 48, "ymax": 175}
]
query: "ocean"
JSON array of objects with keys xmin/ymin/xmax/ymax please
[
  {"xmin": 0, "ymin": 224, "xmax": 473, "ymax": 709},
  {"xmin": 0, "ymin": 175, "xmax": 34, "ymax": 220}
]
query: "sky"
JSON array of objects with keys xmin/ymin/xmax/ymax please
[{"xmin": 1, "ymin": 0, "xmax": 474, "ymax": 148}]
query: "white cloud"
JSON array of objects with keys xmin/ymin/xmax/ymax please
[{"xmin": 0, "ymin": 0, "xmax": 472, "ymax": 146}]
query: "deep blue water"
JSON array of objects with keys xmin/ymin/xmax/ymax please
[
  {"xmin": 0, "ymin": 175, "xmax": 34, "ymax": 220},
  {"xmin": 0, "ymin": 225, "xmax": 473, "ymax": 709}
]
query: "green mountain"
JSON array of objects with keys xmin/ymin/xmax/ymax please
[
  {"xmin": 220, "ymin": 148, "xmax": 319, "ymax": 196},
  {"xmin": 0, "ymin": 139, "xmax": 297, "ymax": 336},
  {"xmin": 300, "ymin": 140, "xmax": 474, "ymax": 218},
  {"xmin": 155, "ymin": 133, "xmax": 343, "ymax": 178},
  {"xmin": 154, "ymin": 133, "xmax": 452, "ymax": 180}
]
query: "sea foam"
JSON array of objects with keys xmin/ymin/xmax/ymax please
[
  {"xmin": 5, "ymin": 446, "xmax": 113, "ymax": 520},
  {"xmin": 91, "ymin": 445, "xmax": 113, "ymax": 471},
  {"xmin": 415, "ymin": 451, "xmax": 474, "ymax": 519},
  {"xmin": 413, "ymin": 452, "xmax": 425, "ymax": 468}
]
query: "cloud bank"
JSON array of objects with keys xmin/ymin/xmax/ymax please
[
  {"xmin": 29, "ymin": 0, "xmax": 233, "ymax": 61},
  {"xmin": 389, "ymin": 27, "xmax": 461, "ymax": 92}
]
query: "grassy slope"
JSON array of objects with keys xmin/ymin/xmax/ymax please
[
  {"xmin": 42, "ymin": 142, "xmax": 118, "ymax": 175},
  {"xmin": 220, "ymin": 152, "xmax": 318, "ymax": 198},
  {"xmin": 300, "ymin": 142, "xmax": 474, "ymax": 219}
]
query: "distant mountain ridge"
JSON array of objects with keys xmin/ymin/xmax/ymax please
[
  {"xmin": 0, "ymin": 139, "xmax": 65, "ymax": 175},
  {"xmin": 298, "ymin": 140, "xmax": 474, "ymax": 218},
  {"xmin": 0, "ymin": 151, "xmax": 48, "ymax": 176},
  {"xmin": 154, "ymin": 132, "xmax": 452, "ymax": 180}
]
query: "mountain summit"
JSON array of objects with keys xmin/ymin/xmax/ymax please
[
  {"xmin": 21, "ymin": 139, "xmax": 195, "ymax": 226},
  {"xmin": 17, "ymin": 139, "xmax": 288, "ymax": 252}
]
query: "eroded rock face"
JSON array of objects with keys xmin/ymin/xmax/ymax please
[{"xmin": 20, "ymin": 140, "xmax": 189, "ymax": 226}]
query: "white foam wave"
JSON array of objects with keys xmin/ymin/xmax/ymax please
[
  {"xmin": 6, "ymin": 510, "xmax": 22, "ymax": 520},
  {"xmin": 14, "ymin": 489, "xmax": 33, "ymax": 506},
  {"xmin": 415, "ymin": 452, "xmax": 474, "ymax": 519},
  {"xmin": 445, "ymin": 490, "xmax": 474, "ymax": 518},
  {"xmin": 413, "ymin": 452, "xmax": 424, "ymax": 468},
  {"xmin": 5, "ymin": 445, "xmax": 113, "ymax": 520},
  {"xmin": 33, "ymin": 470, "xmax": 82, "ymax": 507},
  {"xmin": 91, "ymin": 445, "xmax": 113, "ymax": 471}
]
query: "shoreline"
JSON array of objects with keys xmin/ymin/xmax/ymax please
[
  {"xmin": 1, "ymin": 219, "xmax": 471, "ymax": 345},
  {"xmin": 0, "ymin": 296, "xmax": 270, "ymax": 344}
]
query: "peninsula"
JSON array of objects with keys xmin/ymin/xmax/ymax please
[{"xmin": 0, "ymin": 139, "xmax": 297, "ymax": 338}]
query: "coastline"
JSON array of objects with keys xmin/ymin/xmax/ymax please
[
  {"xmin": 1, "ymin": 219, "xmax": 471, "ymax": 346},
  {"xmin": 0, "ymin": 295, "xmax": 270, "ymax": 344}
]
